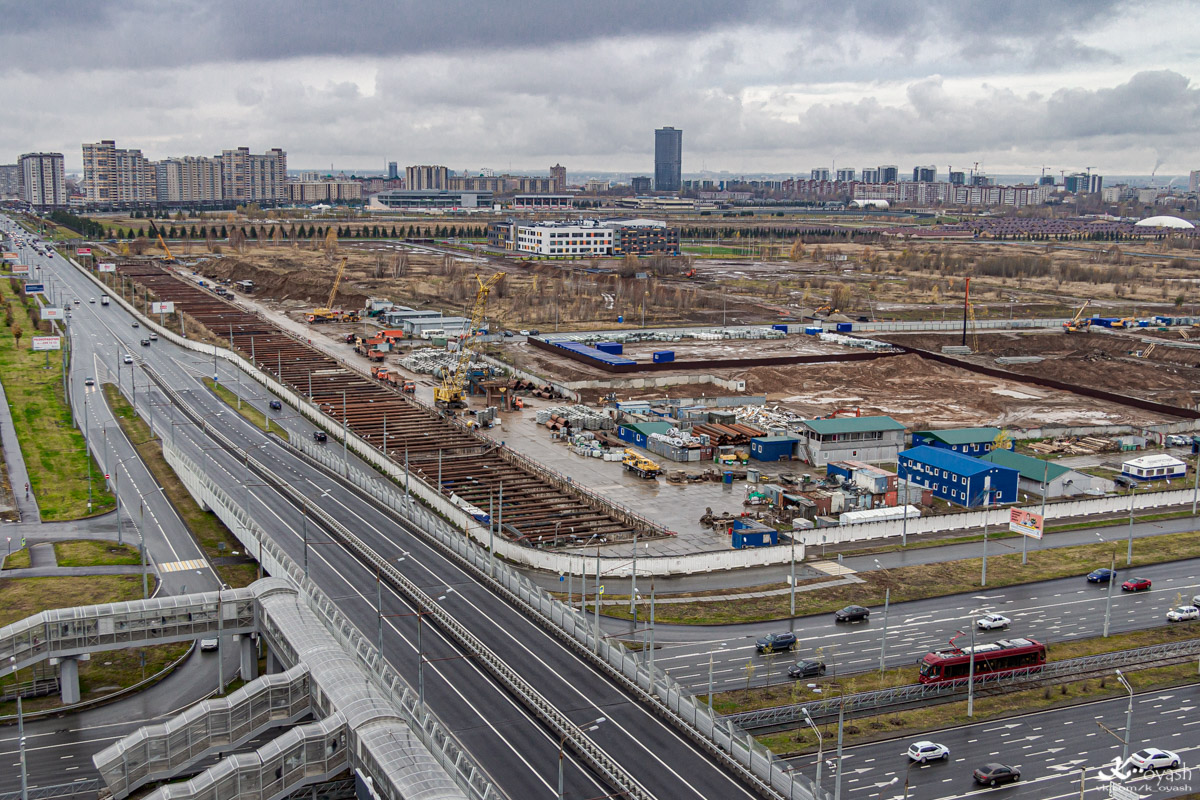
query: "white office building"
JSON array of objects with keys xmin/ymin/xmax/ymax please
[{"xmin": 515, "ymin": 220, "xmax": 613, "ymax": 256}]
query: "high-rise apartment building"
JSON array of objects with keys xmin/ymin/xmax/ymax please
[
  {"xmin": 221, "ymin": 147, "xmax": 288, "ymax": 203},
  {"xmin": 156, "ymin": 156, "xmax": 224, "ymax": 203},
  {"xmin": 654, "ymin": 127, "xmax": 682, "ymax": 193},
  {"xmin": 811, "ymin": 168, "xmax": 831, "ymax": 181},
  {"xmin": 550, "ymin": 163, "xmax": 567, "ymax": 192},
  {"xmin": 1190, "ymin": 170, "xmax": 1200, "ymax": 194},
  {"xmin": 0, "ymin": 164, "xmax": 20, "ymax": 199},
  {"xmin": 835, "ymin": 168, "xmax": 855, "ymax": 182},
  {"xmin": 878, "ymin": 165, "xmax": 899, "ymax": 183},
  {"xmin": 18, "ymin": 153, "xmax": 66, "ymax": 208},
  {"xmin": 860, "ymin": 167, "xmax": 880, "ymax": 184},
  {"xmin": 406, "ymin": 165, "xmax": 448, "ymax": 190},
  {"xmin": 631, "ymin": 176, "xmax": 652, "ymax": 194},
  {"xmin": 387, "ymin": 161, "xmax": 399, "ymax": 180},
  {"xmin": 83, "ymin": 140, "xmax": 156, "ymax": 204},
  {"xmin": 912, "ymin": 165, "xmax": 936, "ymax": 182}
]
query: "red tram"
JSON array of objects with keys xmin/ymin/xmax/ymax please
[{"xmin": 918, "ymin": 636, "xmax": 1046, "ymax": 683}]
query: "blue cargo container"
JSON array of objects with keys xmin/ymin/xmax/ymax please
[
  {"xmin": 1137, "ymin": 320, "xmax": 1150, "ymax": 327},
  {"xmin": 594, "ymin": 341, "xmax": 623, "ymax": 354},
  {"xmin": 731, "ymin": 519, "xmax": 778, "ymax": 549},
  {"xmin": 750, "ymin": 435, "xmax": 798, "ymax": 462},
  {"xmin": 805, "ymin": 327, "xmax": 822, "ymax": 335},
  {"xmin": 652, "ymin": 350, "xmax": 674, "ymax": 363},
  {"xmin": 825, "ymin": 462, "xmax": 854, "ymax": 482},
  {"xmin": 772, "ymin": 324, "xmax": 789, "ymax": 332},
  {"xmin": 836, "ymin": 322, "xmax": 853, "ymax": 333}
]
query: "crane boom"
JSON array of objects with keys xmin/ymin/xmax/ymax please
[
  {"xmin": 434, "ymin": 272, "xmax": 506, "ymax": 408},
  {"xmin": 306, "ymin": 257, "xmax": 358, "ymax": 323},
  {"xmin": 326, "ymin": 256, "xmax": 347, "ymax": 310},
  {"xmin": 149, "ymin": 220, "xmax": 175, "ymax": 261}
]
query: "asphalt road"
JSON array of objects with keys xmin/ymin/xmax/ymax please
[
  {"xmin": 622, "ymin": 558, "xmax": 1200, "ymax": 694},
  {"xmin": 10, "ymin": 233, "xmax": 765, "ymax": 800},
  {"xmin": 788, "ymin": 683, "xmax": 1200, "ymax": 800}
]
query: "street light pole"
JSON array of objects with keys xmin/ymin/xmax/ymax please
[
  {"xmin": 833, "ymin": 691, "xmax": 845, "ymax": 800},
  {"xmin": 1116, "ymin": 670, "xmax": 1133, "ymax": 764},
  {"xmin": 879, "ymin": 587, "xmax": 890, "ymax": 675},
  {"xmin": 981, "ymin": 488, "xmax": 990, "ymax": 586},
  {"xmin": 802, "ymin": 708, "xmax": 823, "ymax": 797},
  {"xmin": 1126, "ymin": 487, "xmax": 1135, "ymax": 566},
  {"xmin": 630, "ymin": 532, "xmax": 637, "ymax": 615},
  {"xmin": 1104, "ymin": 550, "xmax": 1116, "ymax": 637},
  {"xmin": 789, "ymin": 530, "xmax": 797, "ymax": 630},
  {"xmin": 967, "ymin": 624, "xmax": 977, "ymax": 717}
]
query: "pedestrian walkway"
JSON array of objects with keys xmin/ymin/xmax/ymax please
[
  {"xmin": 2, "ymin": 564, "xmax": 147, "ymax": 578},
  {"xmin": 598, "ymin": 572, "xmax": 863, "ymax": 606},
  {"xmin": 0, "ymin": 378, "xmax": 40, "ymax": 522},
  {"xmin": 28, "ymin": 541, "xmax": 57, "ymax": 568}
]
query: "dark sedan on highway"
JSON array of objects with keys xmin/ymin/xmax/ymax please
[
  {"xmin": 787, "ymin": 659, "xmax": 826, "ymax": 679},
  {"xmin": 973, "ymin": 763, "xmax": 1021, "ymax": 786},
  {"xmin": 1087, "ymin": 567, "xmax": 1117, "ymax": 583},
  {"xmin": 834, "ymin": 605, "xmax": 870, "ymax": 622}
]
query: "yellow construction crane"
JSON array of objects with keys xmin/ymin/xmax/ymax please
[
  {"xmin": 306, "ymin": 257, "xmax": 359, "ymax": 323},
  {"xmin": 149, "ymin": 220, "xmax": 175, "ymax": 262},
  {"xmin": 434, "ymin": 272, "xmax": 506, "ymax": 408},
  {"xmin": 1063, "ymin": 300, "xmax": 1091, "ymax": 333}
]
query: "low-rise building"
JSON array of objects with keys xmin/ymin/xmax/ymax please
[
  {"xmin": 1121, "ymin": 454, "xmax": 1187, "ymax": 482},
  {"xmin": 369, "ymin": 190, "xmax": 493, "ymax": 209},
  {"xmin": 897, "ymin": 446, "xmax": 1018, "ymax": 507},
  {"xmin": 606, "ymin": 218, "xmax": 680, "ymax": 256},
  {"xmin": 515, "ymin": 220, "xmax": 613, "ymax": 257},
  {"xmin": 511, "ymin": 194, "xmax": 574, "ymax": 210},
  {"xmin": 980, "ymin": 448, "xmax": 1112, "ymax": 497},
  {"xmin": 792, "ymin": 416, "xmax": 906, "ymax": 466},
  {"xmin": 911, "ymin": 427, "xmax": 1010, "ymax": 456}
]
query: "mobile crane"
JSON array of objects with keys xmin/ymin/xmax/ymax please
[
  {"xmin": 434, "ymin": 272, "xmax": 507, "ymax": 409},
  {"xmin": 1063, "ymin": 300, "xmax": 1091, "ymax": 333},
  {"xmin": 306, "ymin": 257, "xmax": 360, "ymax": 323},
  {"xmin": 149, "ymin": 220, "xmax": 175, "ymax": 263}
]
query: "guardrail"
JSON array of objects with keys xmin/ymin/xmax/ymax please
[
  {"xmin": 0, "ymin": 779, "xmax": 102, "ymax": 800},
  {"xmin": 728, "ymin": 636, "xmax": 1200, "ymax": 730}
]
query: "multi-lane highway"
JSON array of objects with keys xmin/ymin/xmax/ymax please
[
  {"xmin": 2, "ymin": 224, "xmax": 769, "ymax": 800},
  {"xmin": 643, "ymin": 560, "xmax": 1200, "ymax": 692},
  {"xmin": 789, "ymin": 684, "xmax": 1200, "ymax": 799}
]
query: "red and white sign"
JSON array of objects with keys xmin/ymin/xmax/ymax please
[
  {"xmin": 11, "ymin": 264, "xmax": 29, "ymax": 276},
  {"xmin": 2, "ymin": 252, "xmax": 17, "ymax": 260},
  {"xmin": 40, "ymin": 307, "xmax": 64, "ymax": 320},
  {"xmin": 31, "ymin": 336, "xmax": 62, "ymax": 351},
  {"xmin": 97, "ymin": 262, "xmax": 116, "ymax": 273},
  {"xmin": 76, "ymin": 247, "xmax": 92, "ymax": 256},
  {"xmin": 1009, "ymin": 508, "xmax": 1044, "ymax": 539},
  {"xmin": 151, "ymin": 301, "xmax": 175, "ymax": 314}
]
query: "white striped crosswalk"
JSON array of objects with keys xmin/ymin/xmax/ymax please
[{"xmin": 158, "ymin": 558, "xmax": 207, "ymax": 573}]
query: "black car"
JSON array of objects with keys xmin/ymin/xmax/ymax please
[
  {"xmin": 787, "ymin": 659, "xmax": 826, "ymax": 679},
  {"xmin": 268, "ymin": 400, "xmax": 282, "ymax": 410},
  {"xmin": 140, "ymin": 339, "xmax": 151, "ymax": 346},
  {"xmin": 755, "ymin": 632, "xmax": 797, "ymax": 654},
  {"xmin": 973, "ymin": 763, "xmax": 1020, "ymax": 786},
  {"xmin": 1087, "ymin": 567, "xmax": 1117, "ymax": 583},
  {"xmin": 132, "ymin": 322, "xmax": 139, "ymax": 328},
  {"xmin": 835, "ymin": 605, "xmax": 870, "ymax": 622},
  {"xmin": 313, "ymin": 431, "xmax": 328, "ymax": 443}
]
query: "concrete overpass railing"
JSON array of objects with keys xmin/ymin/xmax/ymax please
[{"xmin": 93, "ymin": 664, "xmax": 313, "ymax": 798}]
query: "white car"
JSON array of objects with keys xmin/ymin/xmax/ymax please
[
  {"xmin": 199, "ymin": 637, "xmax": 219, "ymax": 651},
  {"xmin": 976, "ymin": 613, "xmax": 1011, "ymax": 630},
  {"xmin": 1126, "ymin": 747, "xmax": 1180, "ymax": 772},
  {"xmin": 1193, "ymin": 593, "xmax": 1200, "ymax": 607},
  {"xmin": 1166, "ymin": 605, "xmax": 1199, "ymax": 622},
  {"xmin": 907, "ymin": 741, "xmax": 950, "ymax": 762}
]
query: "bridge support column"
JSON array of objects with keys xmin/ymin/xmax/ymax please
[
  {"xmin": 266, "ymin": 645, "xmax": 281, "ymax": 674},
  {"xmin": 239, "ymin": 635, "xmax": 258, "ymax": 682},
  {"xmin": 59, "ymin": 657, "xmax": 80, "ymax": 705}
]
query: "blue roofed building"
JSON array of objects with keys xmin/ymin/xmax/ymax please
[
  {"xmin": 911, "ymin": 427, "xmax": 1012, "ymax": 456},
  {"xmin": 898, "ymin": 445, "xmax": 1019, "ymax": 507}
]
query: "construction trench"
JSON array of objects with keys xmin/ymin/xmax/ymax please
[{"xmin": 110, "ymin": 263, "xmax": 669, "ymax": 548}]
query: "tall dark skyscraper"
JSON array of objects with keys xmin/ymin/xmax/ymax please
[{"xmin": 654, "ymin": 126, "xmax": 682, "ymax": 193}]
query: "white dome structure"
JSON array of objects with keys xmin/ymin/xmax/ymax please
[
  {"xmin": 849, "ymin": 199, "xmax": 889, "ymax": 210},
  {"xmin": 1134, "ymin": 215, "xmax": 1195, "ymax": 229}
]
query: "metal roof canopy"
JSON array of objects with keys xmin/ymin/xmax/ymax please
[{"xmin": 800, "ymin": 415, "xmax": 905, "ymax": 435}]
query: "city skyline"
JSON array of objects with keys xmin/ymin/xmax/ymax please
[{"xmin": 0, "ymin": 1, "xmax": 1197, "ymax": 176}]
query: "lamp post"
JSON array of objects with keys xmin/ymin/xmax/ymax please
[
  {"xmin": 1104, "ymin": 548, "xmax": 1117, "ymax": 637},
  {"xmin": 1126, "ymin": 486, "xmax": 1135, "ymax": 566},
  {"xmin": 789, "ymin": 530, "xmax": 797, "ymax": 631},
  {"xmin": 11, "ymin": 656, "xmax": 27, "ymax": 800},
  {"xmin": 875, "ymin": 558, "xmax": 890, "ymax": 675},
  {"xmin": 980, "ymin": 485, "xmax": 992, "ymax": 587},
  {"xmin": 1116, "ymin": 669, "xmax": 1133, "ymax": 765},
  {"xmin": 559, "ymin": 718, "xmax": 606, "ymax": 800},
  {"xmin": 801, "ymin": 707, "xmax": 824, "ymax": 797}
]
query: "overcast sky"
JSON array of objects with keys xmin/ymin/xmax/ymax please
[{"xmin": 2, "ymin": 0, "xmax": 1197, "ymax": 178}]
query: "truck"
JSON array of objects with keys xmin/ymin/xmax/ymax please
[
  {"xmin": 622, "ymin": 449, "xmax": 662, "ymax": 479},
  {"xmin": 100, "ymin": 295, "xmax": 110, "ymax": 306}
]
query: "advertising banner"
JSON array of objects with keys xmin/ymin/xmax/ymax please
[
  {"xmin": 97, "ymin": 262, "xmax": 116, "ymax": 273},
  {"xmin": 31, "ymin": 336, "xmax": 62, "ymax": 351},
  {"xmin": 40, "ymin": 307, "xmax": 64, "ymax": 320},
  {"xmin": 11, "ymin": 264, "xmax": 29, "ymax": 276},
  {"xmin": 1009, "ymin": 508, "xmax": 1044, "ymax": 539},
  {"xmin": 76, "ymin": 247, "xmax": 92, "ymax": 256},
  {"xmin": 22, "ymin": 283, "xmax": 44, "ymax": 295},
  {"xmin": 3, "ymin": 252, "xmax": 18, "ymax": 260},
  {"xmin": 151, "ymin": 301, "xmax": 176, "ymax": 314}
]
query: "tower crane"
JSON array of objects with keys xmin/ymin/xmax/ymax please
[
  {"xmin": 306, "ymin": 257, "xmax": 359, "ymax": 323},
  {"xmin": 434, "ymin": 272, "xmax": 506, "ymax": 409}
]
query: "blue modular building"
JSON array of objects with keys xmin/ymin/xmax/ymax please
[
  {"xmin": 749, "ymin": 435, "xmax": 799, "ymax": 462},
  {"xmin": 897, "ymin": 445, "xmax": 1019, "ymax": 507},
  {"xmin": 911, "ymin": 427, "xmax": 1012, "ymax": 456}
]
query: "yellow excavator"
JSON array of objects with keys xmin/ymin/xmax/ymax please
[
  {"xmin": 434, "ymin": 272, "xmax": 506, "ymax": 408},
  {"xmin": 149, "ymin": 220, "xmax": 175, "ymax": 263},
  {"xmin": 1063, "ymin": 300, "xmax": 1091, "ymax": 333},
  {"xmin": 306, "ymin": 257, "xmax": 360, "ymax": 323}
]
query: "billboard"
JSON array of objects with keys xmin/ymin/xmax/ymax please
[
  {"xmin": 151, "ymin": 301, "xmax": 175, "ymax": 314},
  {"xmin": 22, "ymin": 283, "xmax": 44, "ymax": 295},
  {"xmin": 2, "ymin": 252, "xmax": 17, "ymax": 260},
  {"xmin": 11, "ymin": 264, "xmax": 29, "ymax": 276},
  {"xmin": 76, "ymin": 247, "xmax": 92, "ymax": 256},
  {"xmin": 41, "ymin": 307, "xmax": 64, "ymax": 320},
  {"xmin": 1009, "ymin": 508, "xmax": 1044, "ymax": 539},
  {"xmin": 31, "ymin": 336, "xmax": 62, "ymax": 351},
  {"xmin": 97, "ymin": 262, "xmax": 116, "ymax": 273}
]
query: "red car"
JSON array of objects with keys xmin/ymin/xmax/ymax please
[{"xmin": 1122, "ymin": 577, "xmax": 1152, "ymax": 592}]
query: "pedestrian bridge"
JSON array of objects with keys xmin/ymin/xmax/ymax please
[{"xmin": 0, "ymin": 578, "xmax": 495, "ymax": 800}]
